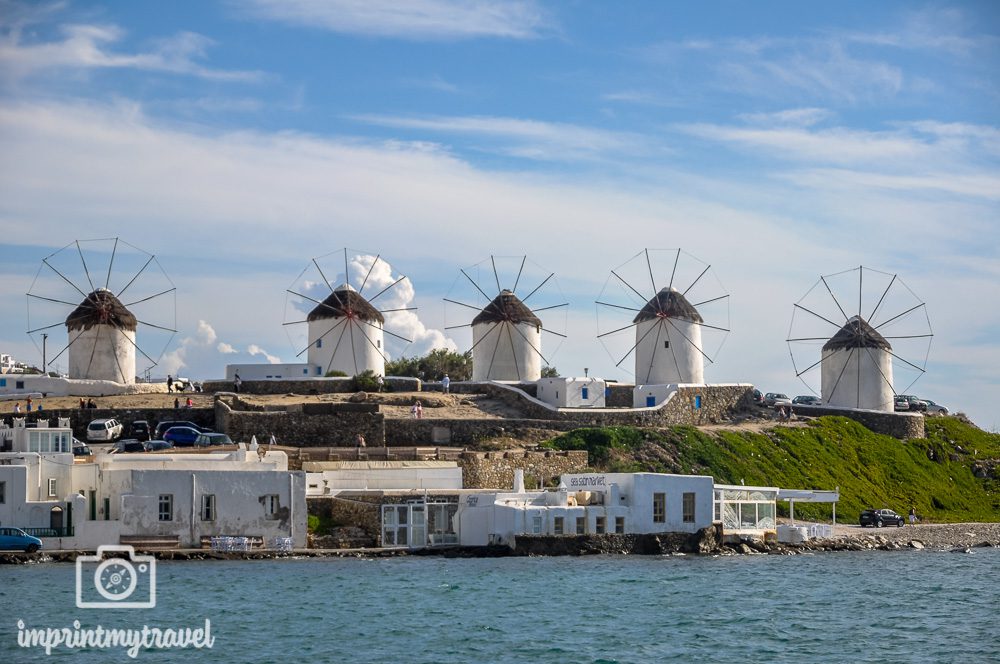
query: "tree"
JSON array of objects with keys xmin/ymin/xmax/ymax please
[
  {"xmin": 385, "ymin": 348, "xmax": 473, "ymax": 381},
  {"xmin": 540, "ymin": 366, "xmax": 559, "ymax": 378}
]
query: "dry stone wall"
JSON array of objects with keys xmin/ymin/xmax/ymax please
[
  {"xmin": 203, "ymin": 376, "xmax": 420, "ymax": 395},
  {"xmin": 791, "ymin": 404, "xmax": 925, "ymax": 439},
  {"xmin": 459, "ymin": 450, "xmax": 589, "ymax": 489},
  {"xmin": 217, "ymin": 398, "xmax": 385, "ymax": 447}
]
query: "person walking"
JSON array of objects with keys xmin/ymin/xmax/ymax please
[
  {"xmin": 376, "ymin": 375, "xmax": 384, "ymax": 393},
  {"xmin": 234, "ymin": 372, "xmax": 242, "ymax": 393},
  {"xmin": 14, "ymin": 402, "xmax": 20, "ymax": 414},
  {"xmin": 909, "ymin": 507, "xmax": 917, "ymax": 525},
  {"xmin": 167, "ymin": 375, "xmax": 174, "ymax": 393},
  {"xmin": 441, "ymin": 374, "xmax": 450, "ymax": 394}
]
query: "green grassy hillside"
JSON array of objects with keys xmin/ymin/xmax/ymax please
[{"xmin": 540, "ymin": 416, "xmax": 1000, "ymax": 523}]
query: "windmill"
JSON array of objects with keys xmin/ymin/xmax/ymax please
[
  {"xmin": 26, "ymin": 238, "xmax": 177, "ymax": 383},
  {"xmin": 444, "ymin": 256, "xmax": 568, "ymax": 382},
  {"xmin": 786, "ymin": 266, "xmax": 933, "ymax": 411},
  {"xmin": 283, "ymin": 249, "xmax": 414, "ymax": 377},
  {"xmin": 596, "ymin": 249, "xmax": 730, "ymax": 385}
]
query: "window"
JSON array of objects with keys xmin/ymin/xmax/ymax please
[
  {"xmin": 683, "ymin": 492, "xmax": 696, "ymax": 523},
  {"xmin": 531, "ymin": 515, "xmax": 542, "ymax": 534},
  {"xmin": 576, "ymin": 516, "xmax": 585, "ymax": 534},
  {"xmin": 263, "ymin": 494, "xmax": 280, "ymax": 518},
  {"xmin": 581, "ymin": 387, "xmax": 589, "ymax": 400},
  {"xmin": 16, "ymin": 380, "xmax": 24, "ymax": 389},
  {"xmin": 553, "ymin": 516, "xmax": 564, "ymax": 535},
  {"xmin": 0, "ymin": 480, "xmax": 5, "ymax": 504},
  {"xmin": 201, "ymin": 494, "xmax": 216, "ymax": 521},
  {"xmin": 595, "ymin": 516, "xmax": 606, "ymax": 534},
  {"xmin": 615, "ymin": 516, "xmax": 625, "ymax": 533},
  {"xmin": 653, "ymin": 493, "xmax": 665, "ymax": 523},
  {"xmin": 664, "ymin": 340, "xmax": 670, "ymax": 348},
  {"xmin": 0, "ymin": 378, "xmax": 5, "ymax": 387},
  {"xmin": 48, "ymin": 478, "xmax": 57, "ymax": 497},
  {"xmin": 158, "ymin": 494, "xmax": 173, "ymax": 522},
  {"xmin": 315, "ymin": 338, "xmax": 322, "ymax": 348}
]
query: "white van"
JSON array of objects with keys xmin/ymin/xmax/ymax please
[{"xmin": 87, "ymin": 418, "xmax": 124, "ymax": 442}]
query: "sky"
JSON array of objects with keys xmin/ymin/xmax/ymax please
[{"xmin": 0, "ymin": 1, "xmax": 997, "ymax": 429}]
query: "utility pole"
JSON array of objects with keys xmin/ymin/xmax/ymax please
[{"xmin": 42, "ymin": 333, "xmax": 48, "ymax": 375}]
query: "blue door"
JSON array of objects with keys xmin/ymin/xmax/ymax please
[{"xmin": 646, "ymin": 396, "xmax": 656, "ymax": 407}]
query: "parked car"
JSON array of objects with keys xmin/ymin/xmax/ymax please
[
  {"xmin": 792, "ymin": 395, "xmax": 822, "ymax": 406},
  {"xmin": 921, "ymin": 399, "xmax": 949, "ymax": 415},
  {"xmin": 860, "ymin": 508, "xmax": 905, "ymax": 528},
  {"xmin": 116, "ymin": 439, "xmax": 149, "ymax": 453},
  {"xmin": 72, "ymin": 442, "xmax": 93, "ymax": 456},
  {"xmin": 196, "ymin": 432, "xmax": 234, "ymax": 447},
  {"xmin": 163, "ymin": 426, "xmax": 202, "ymax": 447},
  {"xmin": 895, "ymin": 395, "xmax": 928, "ymax": 412},
  {"xmin": 154, "ymin": 420, "xmax": 211, "ymax": 440},
  {"xmin": 129, "ymin": 420, "xmax": 151, "ymax": 442},
  {"xmin": 751, "ymin": 389, "xmax": 765, "ymax": 406},
  {"xmin": 86, "ymin": 418, "xmax": 123, "ymax": 442},
  {"xmin": 145, "ymin": 440, "xmax": 174, "ymax": 452},
  {"xmin": 763, "ymin": 392, "xmax": 790, "ymax": 407},
  {"xmin": 0, "ymin": 527, "xmax": 43, "ymax": 553}
]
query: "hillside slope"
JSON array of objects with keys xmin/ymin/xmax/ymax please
[{"xmin": 541, "ymin": 416, "xmax": 1000, "ymax": 523}]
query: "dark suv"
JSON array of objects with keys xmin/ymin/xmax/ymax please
[
  {"xmin": 860, "ymin": 508, "xmax": 905, "ymax": 528},
  {"xmin": 154, "ymin": 420, "xmax": 211, "ymax": 440},
  {"xmin": 129, "ymin": 420, "xmax": 151, "ymax": 442}
]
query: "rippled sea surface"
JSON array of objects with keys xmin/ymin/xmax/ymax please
[{"xmin": 1, "ymin": 548, "xmax": 998, "ymax": 663}]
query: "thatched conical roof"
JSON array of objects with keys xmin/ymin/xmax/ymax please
[
  {"xmin": 472, "ymin": 290, "xmax": 542, "ymax": 327},
  {"xmin": 65, "ymin": 289, "xmax": 138, "ymax": 332},
  {"xmin": 307, "ymin": 285, "xmax": 385, "ymax": 323},
  {"xmin": 823, "ymin": 316, "xmax": 891, "ymax": 351},
  {"xmin": 633, "ymin": 287, "xmax": 703, "ymax": 324}
]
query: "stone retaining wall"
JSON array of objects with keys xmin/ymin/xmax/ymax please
[
  {"xmin": 792, "ymin": 404, "xmax": 925, "ymax": 439},
  {"xmin": 216, "ymin": 398, "xmax": 385, "ymax": 447},
  {"xmin": 203, "ymin": 376, "xmax": 421, "ymax": 395},
  {"xmin": 459, "ymin": 450, "xmax": 589, "ymax": 489}
]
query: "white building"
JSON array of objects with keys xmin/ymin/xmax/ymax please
[
  {"xmin": 633, "ymin": 287, "xmax": 705, "ymax": 385},
  {"xmin": 307, "ymin": 284, "xmax": 385, "ymax": 377},
  {"xmin": 821, "ymin": 316, "xmax": 895, "ymax": 411},
  {"xmin": 471, "ymin": 290, "xmax": 542, "ymax": 382},
  {"xmin": 66, "ymin": 289, "xmax": 137, "ymax": 384},
  {"xmin": 225, "ymin": 363, "xmax": 318, "ymax": 381},
  {"xmin": 535, "ymin": 377, "xmax": 607, "ymax": 408},
  {"xmin": 0, "ymin": 422, "xmax": 306, "ymax": 550},
  {"xmin": 305, "ymin": 460, "xmax": 463, "ymax": 495}
]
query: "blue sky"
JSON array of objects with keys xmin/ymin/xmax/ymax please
[{"xmin": 1, "ymin": 1, "xmax": 997, "ymax": 428}]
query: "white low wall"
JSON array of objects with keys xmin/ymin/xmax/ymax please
[{"xmin": 0, "ymin": 376, "xmax": 167, "ymax": 397}]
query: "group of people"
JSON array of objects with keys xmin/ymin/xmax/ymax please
[
  {"xmin": 173, "ymin": 397, "xmax": 194, "ymax": 409},
  {"xmin": 78, "ymin": 398, "xmax": 98, "ymax": 409},
  {"xmin": 13, "ymin": 397, "xmax": 42, "ymax": 413}
]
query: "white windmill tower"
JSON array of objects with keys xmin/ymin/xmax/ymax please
[
  {"xmin": 26, "ymin": 238, "xmax": 177, "ymax": 384},
  {"xmin": 65, "ymin": 289, "xmax": 138, "ymax": 382},
  {"xmin": 787, "ymin": 266, "xmax": 933, "ymax": 412},
  {"xmin": 596, "ymin": 249, "xmax": 730, "ymax": 386},
  {"xmin": 445, "ymin": 256, "xmax": 567, "ymax": 382},
  {"xmin": 284, "ymin": 250, "xmax": 414, "ymax": 377}
]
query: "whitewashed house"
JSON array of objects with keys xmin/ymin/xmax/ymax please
[
  {"xmin": 535, "ymin": 377, "xmax": 607, "ymax": 408},
  {"xmin": 0, "ymin": 422, "xmax": 306, "ymax": 550}
]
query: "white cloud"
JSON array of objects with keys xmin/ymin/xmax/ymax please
[
  {"xmin": 738, "ymin": 108, "xmax": 834, "ymax": 127},
  {"xmin": 247, "ymin": 344, "xmax": 281, "ymax": 364},
  {"xmin": 0, "ymin": 18, "xmax": 262, "ymax": 82},
  {"xmin": 349, "ymin": 113, "xmax": 649, "ymax": 161},
  {"xmin": 160, "ymin": 320, "xmax": 220, "ymax": 375},
  {"xmin": 237, "ymin": 0, "xmax": 551, "ymax": 40},
  {"xmin": 217, "ymin": 342, "xmax": 238, "ymax": 354}
]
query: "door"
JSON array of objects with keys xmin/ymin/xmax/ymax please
[{"xmin": 50, "ymin": 506, "xmax": 63, "ymax": 532}]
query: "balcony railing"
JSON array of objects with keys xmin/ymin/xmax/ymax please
[{"xmin": 22, "ymin": 526, "xmax": 74, "ymax": 537}]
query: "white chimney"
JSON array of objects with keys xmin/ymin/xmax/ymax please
[{"xmin": 513, "ymin": 469, "xmax": 525, "ymax": 493}]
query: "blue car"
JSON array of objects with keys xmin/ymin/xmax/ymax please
[
  {"xmin": 163, "ymin": 426, "xmax": 202, "ymax": 447},
  {"xmin": 0, "ymin": 527, "xmax": 43, "ymax": 553}
]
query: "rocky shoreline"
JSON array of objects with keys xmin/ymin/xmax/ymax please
[{"xmin": 2, "ymin": 523, "xmax": 997, "ymax": 565}]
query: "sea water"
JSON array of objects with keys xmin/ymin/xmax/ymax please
[{"xmin": 1, "ymin": 548, "xmax": 997, "ymax": 663}]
